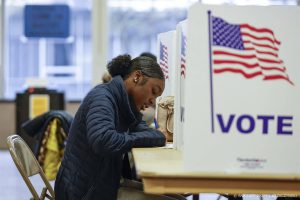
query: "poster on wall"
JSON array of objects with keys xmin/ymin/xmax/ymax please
[
  {"xmin": 174, "ymin": 20, "xmax": 188, "ymax": 150},
  {"xmin": 157, "ymin": 31, "xmax": 176, "ymax": 97},
  {"xmin": 29, "ymin": 94, "xmax": 50, "ymax": 119},
  {"xmin": 184, "ymin": 4, "xmax": 300, "ymax": 174},
  {"xmin": 24, "ymin": 5, "xmax": 70, "ymax": 38}
]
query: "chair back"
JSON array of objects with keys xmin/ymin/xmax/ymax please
[{"xmin": 7, "ymin": 135, "xmax": 55, "ymax": 200}]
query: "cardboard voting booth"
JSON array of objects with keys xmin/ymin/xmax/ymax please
[
  {"xmin": 183, "ymin": 4, "xmax": 300, "ymax": 174},
  {"xmin": 157, "ymin": 31, "xmax": 177, "ymax": 143},
  {"xmin": 157, "ymin": 31, "xmax": 177, "ymax": 97},
  {"xmin": 174, "ymin": 20, "xmax": 188, "ymax": 150}
]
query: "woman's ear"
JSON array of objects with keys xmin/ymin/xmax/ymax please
[{"xmin": 133, "ymin": 70, "xmax": 143, "ymax": 84}]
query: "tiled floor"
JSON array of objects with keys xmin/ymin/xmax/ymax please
[{"xmin": 0, "ymin": 150, "xmax": 278, "ymax": 200}]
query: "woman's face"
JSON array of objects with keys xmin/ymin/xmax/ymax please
[{"xmin": 130, "ymin": 75, "xmax": 164, "ymax": 111}]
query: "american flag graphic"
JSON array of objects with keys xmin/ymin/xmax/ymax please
[
  {"xmin": 181, "ymin": 33, "xmax": 187, "ymax": 78},
  {"xmin": 159, "ymin": 42, "xmax": 169, "ymax": 79},
  {"xmin": 212, "ymin": 16, "xmax": 293, "ymax": 85}
]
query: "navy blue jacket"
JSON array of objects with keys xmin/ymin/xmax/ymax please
[{"xmin": 54, "ymin": 76, "xmax": 166, "ymax": 200}]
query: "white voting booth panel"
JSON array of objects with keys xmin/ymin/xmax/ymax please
[
  {"xmin": 183, "ymin": 4, "xmax": 300, "ymax": 174},
  {"xmin": 157, "ymin": 31, "xmax": 177, "ymax": 144},
  {"xmin": 173, "ymin": 20, "xmax": 188, "ymax": 150},
  {"xmin": 157, "ymin": 31, "xmax": 177, "ymax": 97}
]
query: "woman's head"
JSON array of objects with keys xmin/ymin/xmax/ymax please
[{"xmin": 107, "ymin": 54, "xmax": 165, "ymax": 111}]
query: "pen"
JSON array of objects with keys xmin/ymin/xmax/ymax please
[{"xmin": 154, "ymin": 118, "xmax": 159, "ymax": 129}]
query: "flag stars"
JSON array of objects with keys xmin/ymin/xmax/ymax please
[{"xmin": 212, "ymin": 16, "xmax": 244, "ymax": 50}]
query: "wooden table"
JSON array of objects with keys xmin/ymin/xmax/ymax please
[{"xmin": 132, "ymin": 147, "xmax": 300, "ymax": 196}]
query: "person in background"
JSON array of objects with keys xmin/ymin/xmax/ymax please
[
  {"xmin": 54, "ymin": 54, "xmax": 168, "ymax": 200},
  {"xmin": 101, "ymin": 70, "xmax": 112, "ymax": 83}
]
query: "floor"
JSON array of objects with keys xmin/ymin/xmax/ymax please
[
  {"xmin": 0, "ymin": 150, "xmax": 278, "ymax": 200},
  {"xmin": 0, "ymin": 150, "xmax": 54, "ymax": 200}
]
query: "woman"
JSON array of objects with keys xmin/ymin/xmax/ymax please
[{"xmin": 54, "ymin": 55, "xmax": 166, "ymax": 200}]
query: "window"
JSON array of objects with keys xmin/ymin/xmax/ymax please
[
  {"xmin": 4, "ymin": 0, "xmax": 92, "ymax": 100},
  {"xmin": 108, "ymin": 0, "xmax": 197, "ymax": 59}
]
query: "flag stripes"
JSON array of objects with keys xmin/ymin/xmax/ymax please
[
  {"xmin": 159, "ymin": 42, "xmax": 169, "ymax": 79},
  {"xmin": 181, "ymin": 34, "xmax": 187, "ymax": 78}
]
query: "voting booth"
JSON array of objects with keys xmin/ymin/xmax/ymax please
[
  {"xmin": 182, "ymin": 4, "xmax": 300, "ymax": 174},
  {"xmin": 173, "ymin": 20, "xmax": 188, "ymax": 150},
  {"xmin": 130, "ymin": 3, "xmax": 300, "ymax": 197},
  {"xmin": 157, "ymin": 31, "xmax": 177, "ymax": 142},
  {"xmin": 157, "ymin": 31, "xmax": 177, "ymax": 97}
]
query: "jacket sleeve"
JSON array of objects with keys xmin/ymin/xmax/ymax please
[
  {"xmin": 85, "ymin": 95, "xmax": 165, "ymax": 157},
  {"xmin": 128, "ymin": 120, "xmax": 166, "ymax": 148}
]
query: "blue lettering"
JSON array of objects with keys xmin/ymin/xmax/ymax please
[
  {"xmin": 257, "ymin": 115, "xmax": 274, "ymax": 134},
  {"xmin": 217, "ymin": 114, "xmax": 235, "ymax": 133},
  {"xmin": 236, "ymin": 115, "xmax": 255, "ymax": 134},
  {"xmin": 277, "ymin": 116, "xmax": 293, "ymax": 135},
  {"xmin": 216, "ymin": 114, "xmax": 293, "ymax": 135}
]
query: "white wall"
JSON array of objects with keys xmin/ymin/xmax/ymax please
[{"xmin": 0, "ymin": 0, "xmax": 108, "ymax": 100}]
